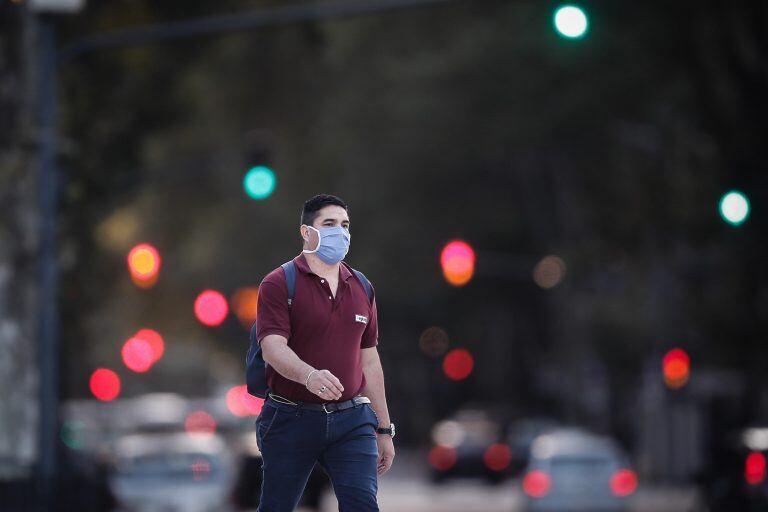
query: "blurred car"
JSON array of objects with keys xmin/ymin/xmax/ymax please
[
  {"xmin": 521, "ymin": 428, "xmax": 637, "ymax": 512},
  {"xmin": 110, "ymin": 432, "xmax": 235, "ymax": 512},
  {"xmin": 57, "ymin": 442, "xmax": 117, "ymax": 512},
  {"xmin": 230, "ymin": 431, "xmax": 263, "ymax": 509},
  {"xmin": 696, "ymin": 425, "xmax": 768, "ymax": 511},
  {"xmin": 738, "ymin": 427, "xmax": 768, "ymax": 508},
  {"xmin": 428, "ymin": 408, "xmax": 512, "ymax": 483}
]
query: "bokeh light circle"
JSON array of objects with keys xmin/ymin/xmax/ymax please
[
  {"xmin": 232, "ymin": 287, "xmax": 259, "ymax": 329},
  {"xmin": 524, "ymin": 470, "xmax": 552, "ymax": 497},
  {"xmin": 185, "ymin": 410, "xmax": 217, "ymax": 437},
  {"xmin": 244, "ymin": 166, "xmax": 276, "ymax": 200},
  {"xmin": 428, "ymin": 445, "xmax": 457, "ymax": 471},
  {"xmin": 440, "ymin": 240, "xmax": 476, "ymax": 286},
  {"xmin": 134, "ymin": 328, "xmax": 165, "ymax": 363},
  {"xmin": 719, "ymin": 190, "xmax": 750, "ymax": 226},
  {"xmin": 89, "ymin": 368, "xmax": 121, "ymax": 402},
  {"xmin": 610, "ymin": 469, "xmax": 638, "ymax": 497},
  {"xmin": 554, "ymin": 5, "xmax": 589, "ymax": 39},
  {"xmin": 226, "ymin": 385, "xmax": 264, "ymax": 417},
  {"xmin": 442, "ymin": 348, "xmax": 474, "ymax": 381},
  {"xmin": 746, "ymin": 452, "xmax": 767, "ymax": 485},
  {"xmin": 127, "ymin": 243, "xmax": 161, "ymax": 283},
  {"xmin": 662, "ymin": 348, "xmax": 690, "ymax": 389},
  {"xmin": 121, "ymin": 337, "xmax": 155, "ymax": 373},
  {"xmin": 419, "ymin": 326, "xmax": 450, "ymax": 357},
  {"xmin": 484, "ymin": 443, "xmax": 513, "ymax": 471},
  {"xmin": 195, "ymin": 290, "xmax": 229, "ymax": 327},
  {"xmin": 60, "ymin": 420, "xmax": 86, "ymax": 450},
  {"xmin": 533, "ymin": 255, "xmax": 567, "ymax": 289}
]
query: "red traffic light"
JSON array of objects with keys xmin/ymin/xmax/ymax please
[
  {"xmin": 662, "ymin": 348, "xmax": 690, "ymax": 389},
  {"xmin": 442, "ymin": 348, "xmax": 474, "ymax": 381},
  {"xmin": 89, "ymin": 368, "xmax": 121, "ymax": 402},
  {"xmin": 440, "ymin": 240, "xmax": 475, "ymax": 286}
]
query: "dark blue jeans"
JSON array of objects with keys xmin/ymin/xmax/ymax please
[{"xmin": 256, "ymin": 397, "xmax": 380, "ymax": 512}]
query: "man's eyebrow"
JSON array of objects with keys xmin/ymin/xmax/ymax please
[{"xmin": 321, "ymin": 218, "xmax": 350, "ymax": 224}]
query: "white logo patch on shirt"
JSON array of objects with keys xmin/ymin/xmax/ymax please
[{"xmin": 355, "ymin": 314, "xmax": 368, "ymax": 324}]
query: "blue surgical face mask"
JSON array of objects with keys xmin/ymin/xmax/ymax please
[{"xmin": 302, "ymin": 225, "xmax": 350, "ymax": 264}]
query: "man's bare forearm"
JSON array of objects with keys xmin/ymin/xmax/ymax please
[
  {"xmin": 261, "ymin": 335, "xmax": 314, "ymax": 385},
  {"xmin": 361, "ymin": 352, "xmax": 391, "ymax": 426},
  {"xmin": 261, "ymin": 335, "xmax": 345, "ymax": 399}
]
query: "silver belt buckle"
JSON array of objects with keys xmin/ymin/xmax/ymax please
[{"xmin": 322, "ymin": 403, "xmax": 332, "ymax": 414}]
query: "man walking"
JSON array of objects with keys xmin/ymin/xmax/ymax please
[{"xmin": 255, "ymin": 194, "xmax": 395, "ymax": 511}]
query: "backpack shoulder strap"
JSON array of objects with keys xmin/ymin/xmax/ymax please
[
  {"xmin": 352, "ymin": 269, "xmax": 374, "ymax": 303},
  {"xmin": 281, "ymin": 261, "xmax": 297, "ymax": 305}
]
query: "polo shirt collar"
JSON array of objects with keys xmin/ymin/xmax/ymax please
[{"xmin": 294, "ymin": 253, "xmax": 354, "ymax": 281}]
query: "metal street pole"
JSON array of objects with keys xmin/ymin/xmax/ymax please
[{"xmin": 35, "ymin": 13, "xmax": 60, "ymax": 512}]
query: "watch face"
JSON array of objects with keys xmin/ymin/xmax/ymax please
[{"xmin": 390, "ymin": 423, "xmax": 396, "ymax": 438}]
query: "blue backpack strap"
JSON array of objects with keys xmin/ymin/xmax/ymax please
[
  {"xmin": 281, "ymin": 260, "xmax": 297, "ymax": 305},
  {"xmin": 352, "ymin": 269, "xmax": 374, "ymax": 303},
  {"xmin": 249, "ymin": 320, "xmax": 259, "ymax": 344}
]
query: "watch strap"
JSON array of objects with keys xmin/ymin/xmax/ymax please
[{"xmin": 376, "ymin": 423, "xmax": 396, "ymax": 437}]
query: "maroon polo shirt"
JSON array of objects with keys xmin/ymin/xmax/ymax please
[{"xmin": 255, "ymin": 254, "xmax": 378, "ymax": 403}]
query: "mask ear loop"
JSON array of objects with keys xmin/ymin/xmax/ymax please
[{"xmin": 302, "ymin": 225, "xmax": 321, "ymax": 254}]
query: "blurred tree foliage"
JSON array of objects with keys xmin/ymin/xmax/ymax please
[
  {"xmin": 0, "ymin": 2, "xmax": 39, "ymax": 478},
  {"xmin": 56, "ymin": 0, "xmax": 767, "ymax": 439}
]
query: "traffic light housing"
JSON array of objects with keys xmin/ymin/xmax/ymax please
[{"xmin": 243, "ymin": 132, "xmax": 276, "ymax": 200}]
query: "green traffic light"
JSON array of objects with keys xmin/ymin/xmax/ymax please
[
  {"xmin": 243, "ymin": 166, "xmax": 276, "ymax": 200},
  {"xmin": 554, "ymin": 5, "xmax": 589, "ymax": 39},
  {"xmin": 719, "ymin": 190, "xmax": 750, "ymax": 226}
]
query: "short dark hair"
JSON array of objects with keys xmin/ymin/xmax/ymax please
[{"xmin": 300, "ymin": 194, "xmax": 348, "ymax": 226}]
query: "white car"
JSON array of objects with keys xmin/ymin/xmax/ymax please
[
  {"xmin": 110, "ymin": 432, "xmax": 235, "ymax": 512},
  {"xmin": 521, "ymin": 429, "xmax": 637, "ymax": 512}
]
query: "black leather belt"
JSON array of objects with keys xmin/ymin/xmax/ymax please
[{"xmin": 268, "ymin": 392, "xmax": 371, "ymax": 413}]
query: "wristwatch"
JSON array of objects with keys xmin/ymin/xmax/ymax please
[{"xmin": 376, "ymin": 423, "xmax": 396, "ymax": 438}]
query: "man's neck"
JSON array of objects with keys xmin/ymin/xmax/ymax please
[{"xmin": 303, "ymin": 252, "xmax": 341, "ymax": 279}]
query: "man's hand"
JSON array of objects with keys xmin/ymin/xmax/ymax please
[
  {"xmin": 306, "ymin": 369, "xmax": 344, "ymax": 400},
  {"xmin": 376, "ymin": 434, "xmax": 395, "ymax": 475}
]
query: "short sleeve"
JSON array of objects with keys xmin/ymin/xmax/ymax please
[
  {"xmin": 360, "ymin": 286, "xmax": 378, "ymax": 348},
  {"xmin": 255, "ymin": 269, "xmax": 291, "ymax": 343}
]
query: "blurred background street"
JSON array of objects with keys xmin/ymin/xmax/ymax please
[{"xmin": 2, "ymin": 0, "xmax": 767, "ymax": 511}]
